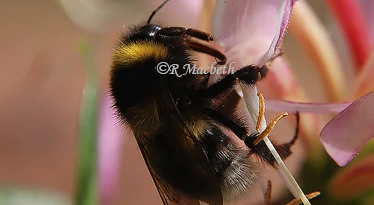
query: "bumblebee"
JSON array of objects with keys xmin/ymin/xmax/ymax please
[{"xmin": 109, "ymin": 1, "xmax": 298, "ymax": 204}]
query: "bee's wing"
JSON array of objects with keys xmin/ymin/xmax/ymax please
[
  {"xmin": 167, "ymin": 95, "xmax": 225, "ymax": 205},
  {"xmin": 130, "ymin": 88, "xmax": 223, "ymax": 204},
  {"xmin": 136, "ymin": 137, "xmax": 209, "ymax": 205}
]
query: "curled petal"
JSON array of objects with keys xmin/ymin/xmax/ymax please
[
  {"xmin": 212, "ymin": 0, "xmax": 297, "ymax": 66},
  {"xmin": 265, "ymin": 99, "xmax": 351, "ymax": 114},
  {"xmin": 320, "ymin": 90, "xmax": 374, "ymax": 166},
  {"xmin": 265, "ymin": 0, "xmax": 298, "ymax": 62},
  {"xmin": 329, "ymin": 155, "xmax": 374, "ymax": 199}
]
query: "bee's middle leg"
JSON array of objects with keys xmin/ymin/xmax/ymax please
[{"xmin": 195, "ymin": 65, "xmax": 269, "ymax": 98}]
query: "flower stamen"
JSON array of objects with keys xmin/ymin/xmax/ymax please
[
  {"xmin": 254, "ymin": 92, "xmax": 289, "ymax": 146},
  {"xmin": 254, "ymin": 112, "xmax": 288, "ymax": 145},
  {"xmin": 256, "ymin": 92, "xmax": 266, "ymax": 131},
  {"xmin": 286, "ymin": 191, "xmax": 321, "ymax": 205},
  {"xmin": 264, "ymin": 180, "xmax": 272, "ymax": 205}
]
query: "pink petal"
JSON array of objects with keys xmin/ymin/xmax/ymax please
[
  {"xmin": 265, "ymin": 99, "xmax": 351, "ymax": 113},
  {"xmin": 212, "ymin": 0, "xmax": 297, "ymax": 66},
  {"xmin": 320, "ymin": 90, "xmax": 374, "ymax": 166},
  {"xmin": 264, "ymin": 0, "xmax": 298, "ymax": 63},
  {"xmin": 98, "ymin": 92, "xmax": 125, "ymax": 204}
]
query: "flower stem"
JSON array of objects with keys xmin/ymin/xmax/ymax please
[
  {"xmin": 76, "ymin": 41, "xmax": 99, "ymax": 205},
  {"xmin": 241, "ymin": 85, "xmax": 311, "ymax": 204}
]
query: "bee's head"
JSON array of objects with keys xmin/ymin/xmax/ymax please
[{"xmin": 142, "ymin": 24, "xmax": 162, "ymax": 37}]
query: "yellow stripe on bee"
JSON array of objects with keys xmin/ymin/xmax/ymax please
[{"xmin": 113, "ymin": 41, "xmax": 168, "ymax": 66}]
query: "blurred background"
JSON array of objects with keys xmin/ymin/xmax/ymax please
[{"xmin": 0, "ymin": 0, "xmax": 372, "ymax": 205}]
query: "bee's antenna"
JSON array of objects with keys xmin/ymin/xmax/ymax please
[{"xmin": 147, "ymin": 0, "xmax": 170, "ymax": 24}]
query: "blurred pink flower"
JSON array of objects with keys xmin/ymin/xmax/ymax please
[
  {"xmin": 329, "ymin": 154, "xmax": 374, "ymax": 199},
  {"xmin": 98, "ymin": 93, "xmax": 123, "ymax": 204}
]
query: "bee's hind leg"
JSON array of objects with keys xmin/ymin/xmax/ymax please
[{"xmin": 273, "ymin": 111, "xmax": 300, "ymax": 161}]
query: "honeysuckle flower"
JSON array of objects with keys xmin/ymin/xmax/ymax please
[
  {"xmin": 283, "ymin": 1, "xmax": 374, "ymax": 168},
  {"xmin": 212, "ymin": 0, "xmax": 374, "ymax": 203},
  {"xmin": 211, "ymin": 0, "xmax": 314, "ymax": 204},
  {"xmin": 257, "ymin": 0, "xmax": 374, "ymax": 202},
  {"xmin": 226, "ymin": 0, "xmax": 374, "ymax": 168}
]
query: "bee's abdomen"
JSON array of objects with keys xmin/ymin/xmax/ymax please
[{"xmin": 202, "ymin": 126, "xmax": 258, "ymax": 201}]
